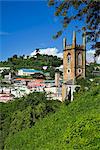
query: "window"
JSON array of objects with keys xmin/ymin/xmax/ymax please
[
  {"xmin": 78, "ymin": 53, "xmax": 82, "ymax": 66},
  {"xmin": 68, "ymin": 69, "xmax": 70, "ymax": 73},
  {"xmin": 67, "ymin": 53, "xmax": 71, "ymax": 64},
  {"xmin": 67, "ymin": 69, "xmax": 71, "ymax": 73},
  {"xmin": 78, "ymin": 68, "xmax": 82, "ymax": 73}
]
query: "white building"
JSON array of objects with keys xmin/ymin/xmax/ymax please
[
  {"xmin": 18, "ymin": 68, "xmax": 43, "ymax": 76},
  {"xmin": 0, "ymin": 67, "xmax": 10, "ymax": 73}
]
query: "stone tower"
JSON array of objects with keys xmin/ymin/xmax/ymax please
[{"xmin": 62, "ymin": 31, "xmax": 86, "ymax": 101}]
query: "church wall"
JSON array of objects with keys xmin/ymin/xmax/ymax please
[
  {"xmin": 62, "ymin": 32, "xmax": 86, "ymax": 101},
  {"xmin": 63, "ymin": 48, "xmax": 75, "ymax": 82},
  {"xmin": 75, "ymin": 49, "xmax": 84, "ymax": 77}
]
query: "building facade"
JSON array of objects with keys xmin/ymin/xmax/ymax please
[
  {"xmin": 18, "ymin": 68, "xmax": 43, "ymax": 76},
  {"xmin": 62, "ymin": 31, "xmax": 86, "ymax": 101}
]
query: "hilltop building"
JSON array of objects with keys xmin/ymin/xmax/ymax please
[
  {"xmin": 18, "ymin": 68, "xmax": 43, "ymax": 76},
  {"xmin": 62, "ymin": 31, "xmax": 86, "ymax": 101}
]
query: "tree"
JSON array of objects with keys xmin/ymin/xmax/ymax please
[
  {"xmin": 35, "ymin": 103, "xmax": 46, "ymax": 119},
  {"xmin": 94, "ymin": 42, "xmax": 100, "ymax": 63},
  {"xmin": 13, "ymin": 54, "xmax": 18, "ymax": 59},
  {"xmin": 36, "ymin": 48, "xmax": 40, "ymax": 54},
  {"xmin": 94, "ymin": 42, "xmax": 100, "ymax": 57},
  {"xmin": 9, "ymin": 106, "xmax": 33, "ymax": 135},
  {"xmin": 48, "ymin": 0, "xmax": 100, "ymax": 45},
  {"xmin": 35, "ymin": 48, "xmax": 40, "ymax": 58}
]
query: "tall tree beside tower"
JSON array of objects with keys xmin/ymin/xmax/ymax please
[{"xmin": 48, "ymin": 0, "xmax": 100, "ymax": 47}]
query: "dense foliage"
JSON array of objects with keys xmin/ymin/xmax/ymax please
[
  {"xmin": 0, "ymin": 54, "xmax": 62, "ymax": 70},
  {"xmin": 0, "ymin": 53, "xmax": 99, "ymax": 80},
  {"xmin": 0, "ymin": 92, "xmax": 61, "ymax": 149},
  {"xmin": 2, "ymin": 85, "xmax": 100, "ymax": 150},
  {"xmin": 0, "ymin": 54, "xmax": 62, "ymax": 79},
  {"xmin": 49, "ymin": 0, "xmax": 100, "ymax": 46},
  {"xmin": 86, "ymin": 63, "xmax": 100, "ymax": 78}
]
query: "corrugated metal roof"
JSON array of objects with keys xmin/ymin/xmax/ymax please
[{"xmin": 19, "ymin": 68, "xmax": 43, "ymax": 73}]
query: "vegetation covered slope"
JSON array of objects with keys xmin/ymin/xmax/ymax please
[
  {"xmin": 0, "ymin": 92, "xmax": 61, "ymax": 150},
  {"xmin": 0, "ymin": 54, "xmax": 62, "ymax": 69},
  {"xmin": 0, "ymin": 54, "xmax": 62, "ymax": 79},
  {"xmin": 4, "ymin": 85, "xmax": 100, "ymax": 150}
]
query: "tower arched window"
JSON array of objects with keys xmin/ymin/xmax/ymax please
[
  {"xmin": 78, "ymin": 53, "xmax": 82, "ymax": 66},
  {"xmin": 67, "ymin": 53, "xmax": 71, "ymax": 64}
]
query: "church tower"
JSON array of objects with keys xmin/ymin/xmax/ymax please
[
  {"xmin": 62, "ymin": 32, "xmax": 86, "ymax": 101},
  {"xmin": 63, "ymin": 31, "xmax": 76, "ymax": 84}
]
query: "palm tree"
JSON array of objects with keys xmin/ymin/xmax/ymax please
[{"xmin": 36, "ymin": 48, "xmax": 40, "ymax": 55}]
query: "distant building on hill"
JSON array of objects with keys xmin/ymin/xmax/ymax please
[
  {"xmin": 18, "ymin": 68, "xmax": 43, "ymax": 76},
  {"xmin": 0, "ymin": 67, "xmax": 10, "ymax": 73}
]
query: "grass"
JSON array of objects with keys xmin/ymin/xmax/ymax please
[{"xmin": 4, "ymin": 85, "xmax": 100, "ymax": 150}]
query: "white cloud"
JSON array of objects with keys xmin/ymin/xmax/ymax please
[
  {"xmin": 86, "ymin": 50, "xmax": 100, "ymax": 64},
  {"xmin": 30, "ymin": 48, "xmax": 100, "ymax": 64},
  {"xmin": 30, "ymin": 48, "xmax": 60, "ymax": 57},
  {"xmin": 86, "ymin": 50, "xmax": 95, "ymax": 63},
  {"xmin": 57, "ymin": 52, "xmax": 63, "ymax": 58},
  {"xmin": 95, "ymin": 56, "xmax": 100, "ymax": 64}
]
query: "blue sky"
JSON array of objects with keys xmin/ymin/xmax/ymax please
[{"xmin": 0, "ymin": 0, "xmax": 87, "ymax": 61}]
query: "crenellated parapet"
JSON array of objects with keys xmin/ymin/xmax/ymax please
[
  {"xmin": 76, "ymin": 45, "xmax": 84, "ymax": 50},
  {"xmin": 65, "ymin": 45, "xmax": 72, "ymax": 50},
  {"xmin": 65, "ymin": 45, "xmax": 84, "ymax": 50},
  {"xmin": 63, "ymin": 31, "xmax": 86, "ymax": 80}
]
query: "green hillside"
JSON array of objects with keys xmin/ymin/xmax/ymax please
[
  {"xmin": 0, "ymin": 92, "xmax": 61, "ymax": 150},
  {"xmin": 4, "ymin": 85, "xmax": 100, "ymax": 150},
  {"xmin": 0, "ymin": 54, "xmax": 62, "ymax": 79}
]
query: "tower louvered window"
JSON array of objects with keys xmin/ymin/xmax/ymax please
[
  {"xmin": 78, "ymin": 53, "xmax": 82, "ymax": 66},
  {"xmin": 67, "ymin": 53, "xmax": 71, "ymax": 64}
]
